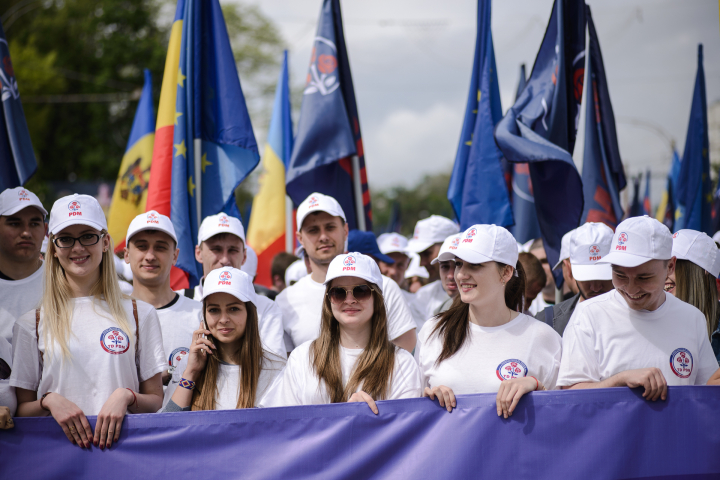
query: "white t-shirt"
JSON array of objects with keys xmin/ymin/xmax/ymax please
[
  {"xmin": 0, "ymin": 264, "xmax": 44, "ymax": 345},
  {"xmin": 416, "ymin": 313, "xmax": 562, "ymax": 394},
  {"xmin": 276, "ymin": 274, "xmax": 417, "ymax": 352},
  {"xmin": 190, "ymin": 284, "xmax": 287, "ymax": 360},
  {"xmin": 557, "ymin": 290, "xmax": 718, "ymax": 387},
  {"xmin": 156, "ymin": 295, "xmax": 202, "ymax": 375},
  {"xmin": 164, "ymin": 351, "xmax": 285, "ymax": 409},
  {"xmin": 258, "ymin": 340, "xmax": 422, "ymax": 407},
  {"xmin": 401, "ymin": 290, "xmax": 428, "ymax": 332},
  {"xmin": 0, "ymin": 335, "xmax": 16, "ymax": 416},
  {"xmin": 10, "ymin": 296, "xmax": 167, "ymax": 415},
  {"xmin": 413, "ymin": 280, "xmax": 449, "ymax": 327}
]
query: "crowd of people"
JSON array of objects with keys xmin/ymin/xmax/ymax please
[{"xmin": 1, "ymin": 185, "xmax": 719, "ymax": 449}]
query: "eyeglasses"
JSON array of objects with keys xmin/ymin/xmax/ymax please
[
  {"xmin": 53, "ymin": 233, "xmax": 105, "ymax": 249},
  {"xmin": 0, "ymin": 358, "xmax": 10, "ymax": 380},
  {"xmin": 327, "ymin": 284, "xmax": 375, "ymax": 304}
]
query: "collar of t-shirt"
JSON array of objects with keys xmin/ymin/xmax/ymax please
[
  {"xmin": 0, "ymin": 270, "xmax": 12, "ymax": 281},
  {"xmin": 157, "ymin": 293, "xmax": 180, "ymax": 310},
  {"xmin": 612, "ymin": 289, "xmax": 669, "ymax": 314}
]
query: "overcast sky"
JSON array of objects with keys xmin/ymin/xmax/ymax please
[{"xmin": 235, "ymin": 0, "xmax": 720, "ymax": 207}]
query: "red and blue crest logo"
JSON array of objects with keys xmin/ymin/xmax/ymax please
[
  {"xmin": 68, "ymin": 201, "xmax": 81, "ymax": 212},
  {"xmin": 100, "ymin": 328, "xmax": 130, "ymax": 355},
  {"xmin": 168, "ymin": 347, "xmax": 189, "ymax": 369},
  {"xmin": 670, "ymin": 348, "xmax": 693, "ymax": 379},
  {"xmin": 344, "ymin": 255, "xmax": 356, "ymax": 266},
  {"xmin": 17, "ymin": 189, "xmax": 30, "ymax": 201},
  {"xmin": 496, "ymin": 359, "xmax": 528, "ymax": 381},
  {"xmin": 450, "ymin": 237, "xmax": 460, "ymax": 250},
  {"xmin": 219, "ymin": 215, "xmax": 230, "ymax": 227},
  {"xmin": 672, "ymin": 232, "xmax": 679, "ymax": 239},
  {"xmin": 462, "ymin": 228, "xmax": 477, "ymax": 244},
  {"xmin": 589, "ymin": 245, "xmax": 600, "ymax": 255},
  {"xmin": 147, "ymin": 212, "xmax": 159, "ymax": 224},
  {"xmin": 617, "ymin": 233, "xmax": 628, "ymax": 245}
]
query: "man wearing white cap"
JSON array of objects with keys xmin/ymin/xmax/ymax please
[
  {"xmin": 276, "ymin": 193, "xmax": 417, "ymax": 353},
  {"xmin": 535, "ymin": 223, "xmax": 615, "ymax": 336},
  {"xmin": 557, "ymin": 216, "xmax": 720, "ymax": 399},
  {"xmin": 190, "ymin": 213, "xmax": 286, "ymax": 360},
  {"xmin": 552, "ymin": 229, "xmax": 578, "ymax": 298},
  {"xmin": 376, "ymin": 233, "xmax": 411, "ymax": 286},
  {"xmin": 405, "ymin": 215, "xmax": 460, "ymax": 321},
  {"xmin": 124, "ymin": 211, "xmax": 201, "ymax": 385},
  {"xmin": 430, "ymin": 233, "xmax": 462, "ymax": 317},
  {"xmin": 0, "ymin": 187, "xmax": 47, "ymax": 345}
]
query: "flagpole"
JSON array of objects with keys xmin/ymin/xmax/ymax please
[
  {"xmin": 285, "ymin": 195, "xmax": 294, "ymax": 253},
  {"xmin": 195, "ymin": 138, "xmax": 202, "ymax": 227},
  {"xmin": 351, "ymin": 155, "xmax": 366, "ymax": 231}
]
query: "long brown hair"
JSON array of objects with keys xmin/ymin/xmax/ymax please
[
  {"xmin": 432, "ymin": 261, "xmax": 526, "ymax": 365},
  {"xmin": 674, "ymin": 259, "xmax": 719, "ymax": 338},
  {"xmin": 311, "ymin": 282, "xmax": 396, "ymax": 402},
  {"xmin": 191, "ymin": 300, "xmax": 263, "ymax": 410}
]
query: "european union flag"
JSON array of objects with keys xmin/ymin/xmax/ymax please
[
  {"xmin": 171, "ymin": 0, "xmax": 259, "ymax": 287},
  {"xmin": 448, "ymin": 0, "xmax": 512, "ymax": 230},
  {"xmin": 675, "ymin": 44, "xmax": 711, "ymax": 234},
  {"xmin": 580, "ymin": 8, "xmax": 625, "ymax": 229},
  {"xmin": 494, "ymin": 0, "xmax": 586, "ymax": 285},
  {"xmin": 286, "ymin": 0, "xmax": 372, "ymax": 231},
  {"xmin": 0, "ymin": 20, "xmax": 37, "ymax": 190}
]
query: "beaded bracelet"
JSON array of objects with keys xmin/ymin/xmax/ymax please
[{"xmin": 179, "ymin": 378, "xmax": 196, "ymax": 390}]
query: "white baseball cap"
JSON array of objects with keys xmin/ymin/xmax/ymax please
[
  {"xmin": 0, "ymin": 187, "xmax": 47, "ymax": 217},
  {"xmin": 296, "ymin": 192, "xmax": 346, "ymax": 231},
  {"xmin": 324, "ymin": 252, "xmax": 384, "ymax": 293},
  {"xmin": 712, "ymin": 231, "xmax": 720, "ymax": 244},
  {"xmin": 201, "ymin": 267, "xmax": 257, "ymax": 305},
  {"xmin": 552, "ymin": 229, "xmax": 575, "ymax": 271},
  {"xmin": 672, "ymin": 229, "xmax": 720, "ymax": 278},
  {"xmin": 569, "ymin": 223, "xmax": 614, "ymax": 281},
  {"xmin": 377, "ymin": 233, "xmax": 408, "ymax": 255},
  {"xmin": 431, "ymin": 233, "xmax": 462, "ymax": 265},
  {"xmin": 406, "ymin": 215, "xmax": 460, "ymax": 253},
  {"xmin": 198, "ymin": 213, "xmax": 245, "ymax": 244},
  {"xmin": 285, "ymin": 259, "xmax": 308, "ymax": 285},
  {"xmin": 48, "ymin": 194, "xmax": 107, "ymax": 235},
  {"xmin": 405, "ymin": 252, "xmax": 429, "ymax": 279},
  {"xmin": 454, "ymin": 224, "xmax": 519, "ymax": 268},
  {"xmin": 126, "ymin": 210, "xmax": 177, "ymax": 244},
  {"xmin": 598, "ymin": 216, "xmax": 672, "ymax": 268},
  {"xmin": 241, "ymin": 245, "xmax": 258, "ymax": 280}
]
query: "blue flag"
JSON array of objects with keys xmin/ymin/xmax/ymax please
[
  {"xmin": 642, "ymin": 169, "xmax": 651, "ymax": 216},
  {"xmin": 171, "ymin": 0, "xmax": 260, "ymax": 287},
  {"xmin": 507, "ymin": 64, "xmax": 543, "ymax": 244},
  {"xmin": 0, "ymin": 20, "xmax": 37, "ymax": 190},
  {"xmin": 580, "ymin": 8, "xmax": 625, "ymax": 229},
  {"xmin": 494, "ymin": 0, "xmax": 586, "ymax": 285},
  {"xmin": 286, "ymin": 0, "xmax": 372, "ymax": 231},
  {"xmin": 448, "ymin": 0, "xmax": 512, "ymax": 230},
  {"xmin": 675, "ymin": 44, "xmax": 711, "ymax": 234},
  {"xmin": 628, "ymin": 175, "xmax": 642, "ymax": 218}
]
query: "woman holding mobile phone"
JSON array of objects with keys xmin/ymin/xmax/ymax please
[
  {"xmin": 259, "ymin": 253, "xmax": 422, "ymax": 413},
  {"xmin": 163, "ymin": 267, "xmax": 285, "ymax": 411},
  {"xmin": 10, "ymin": 194, "xmax": 166, "ymax": 449}
]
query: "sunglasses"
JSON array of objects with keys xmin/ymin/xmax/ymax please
[
  {"xmin": 0, "ymin": 358, "xmax": 10, "ymax": 381},
  {"xmin": 327, "ymin": 284, "xmax": 375, "ymax": 304}
]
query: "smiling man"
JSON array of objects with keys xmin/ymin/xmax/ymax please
[
  {"xmin": 0, "ymin": 187, "xmax": 47, "ymax": 345},
  {"xmin": 429, "ymin": 233, "xmax": 461, "ymax": 318},
  {"xmin": 557, "ymin": 216, "xmax": 720, "ymax": 400},
  {"xmin": 276, "ymin": 193, "xmax": 417, "ymax": 353}
]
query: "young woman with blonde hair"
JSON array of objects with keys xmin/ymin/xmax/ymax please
[
  {"xmin": 162, "ymin": 267, "xmax": 285, "ymax": 411},
  {"xmin": 260, "ymin": 253, "xmax": 422, "ymax": 413},
  {"xmin": 10, "ymin": 195, "xmax": 166, "ymax": 449},
  {"xmin": 416, "ymin": 225, "xmax": 562, "ymax": 418}
]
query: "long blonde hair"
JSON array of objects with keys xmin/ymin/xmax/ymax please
[
  {"xmin": 191, "ymin": 301, "xmax": 263, "ymax": 410},
  {"xmin": 311, "ymin": 283, "xmax": 396, "ymax": 402},
  {"xmin": 42, "ymin": 230, "xmax": 132, "ymax": 359},
  {"xmin": 674, "ymin": 259, "xmax": 719, "ymax": 338}
]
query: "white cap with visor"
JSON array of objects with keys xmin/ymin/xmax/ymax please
[
  {"xmin": 324, "ymin": 252, "xmax": 384, "ymax": 293},
  {"xmin": 126, "ymin": 210, "xmax": 177, "ymax": 244},
  {"xmin": 48, "ymin": 194, "xmax": 107, "ymax": 235},
  {"xmin": 377, "ymin": 233, "xmax": 408, "ymax": 255},
  {"xmin": 0, "ymin": 187, "xmax": 47, "ymax": 217},
  {"xmin": 552, "ymin": 229, "xmax": 575, "ymax": 271},
  {"xmin": 454, "ymin": 224, "xmax": 518, "ymax": 273},
  {"xmin": 431, "ymin": 233, "xmax": 462, "ymax": 265},
  {"xmin": 672, "ymin": 229, "xmax": 720, "ymax": 278},
  {"xmin": 569, "ymin": 222, "xmax": 614, "ymax": 281},
  {"xmin": 296, "ymin": 193, "xmax": 346, "ymax": 232},
  {"xmin": 406, "ymin": 215, "xmax": 459, "ymax": 254},
  {"xmin": 598, "ymin": 216, "xmax": 672, "ymax": 268},
  {"xmin": 201, "ymin": 267, "xmax": 257, "ymax": 305},
  {"xmin": 198, "ymin": 213, "xmax": 245, "ymax": 244}
]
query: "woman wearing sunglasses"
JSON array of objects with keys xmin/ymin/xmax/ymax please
[
  {"xmin": 0, "ymin": 335, "xmax": 14, "ymax": 429},
  {"xmin": 162, "ymin": 267, "xmax": 285, "ymax": 411},
  {"xmin": 10, "ymin": 195, "xmax": 166, "ymax": 449},
  {"xmin": 260, "ymin": 253, "xmax": 422, "ymax": 413},
  {"xmin": 416, "ymin": 225, "xmax": 562, "ymax": 418}
]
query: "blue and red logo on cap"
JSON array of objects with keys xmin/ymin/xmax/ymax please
[
  {"xmin": 68, "ymin": 200, "xmax": 82, "ymax": 217},
  {"xmin": 342, "ymin": 255, "xmax": 356, "ymax": 272},
  {"xmin": 462, "ymin": 228, "xmax": 477, "ymax": 244},
  {"xmin": 308, "ymin": 196, "xmax": 320, "ymax": 208},
  {"xmin": 17, "ymin": 189, "xmax": 30, "ymax": 202},
  {"xmin": 450, "ymin": 236, "xmax": 460, "ymax": 250},
  {"xmin": 218, "ymin": 270, "xmax": 232, "ymax": 285},
  {"xmin": 146, "ymin": 212, "xmax": 159, "ymax": 224},
  {"xmin": 616, "ymin": 232, "xmax": 628, "ymax": 251},
  {"xmin": 672, "ymin": 232, "xmax": 679, "ymax": 239},
  {"xmin": 589, "ymin": 244, "xmax": 601, "ymax": 261},
  {"xmin": 218, "ymin": 215, "xmax": 230, "ymax": 227}
]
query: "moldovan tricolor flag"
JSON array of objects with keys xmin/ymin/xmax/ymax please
[
  {"xmin": 108, "ymin": 69, "xmax": 154, "ymax": 251},
  {"xmin": 247, "ymin": 52, "xmax": 294, "ymax": 288}
]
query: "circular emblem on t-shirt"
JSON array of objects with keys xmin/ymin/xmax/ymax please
[
  {"xmin": 168, "ymin": 347, "xmax": 189, "ymax": 368},
  {"xmin": 496, "ymin": 359, "xmax": 528, "ymax": 381},
  {"xmin": 100, "ymin": 328, "xmax": 130, "ymax": 355},
  {"xmin": 669, "ymin": 348, "xmax": 693, "ymax": 378}
]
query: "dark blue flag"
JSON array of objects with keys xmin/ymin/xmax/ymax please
[
  {"xmin": 628, "ymin": 176, "xmax": 642, "ymax": 218},
  {"xmin": 0, "ymin": 20, "xmax": 37, "ymax": 190},
  {"xmin": 448, "ymin": 0, "xmax": 512, "ymax": 230},
  {"xmin": 494, "ymin": 0, "xmax": 586, "ymax": 285},
  {"xmin": 170, "ymin": 0, "xmax": 260, "ymax": 287},
  {"xmin": 580, "ymin": 8, "xmax": 625, "ymax": 229},
  {"xmin": 286, "ymin": 0, "xmax": 372, "ymax": 231},
  {"xmin": 675, "ymin": 44, "xmax": 711, "ymax": 234},
  {"xmin": 642, "ymin": 169, "xmax": 651, "ymax": 216}
]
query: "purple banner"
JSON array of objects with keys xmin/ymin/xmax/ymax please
[{"xmin": 2, "ymin": 387, "xmax": 720, "ymax": 479}]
